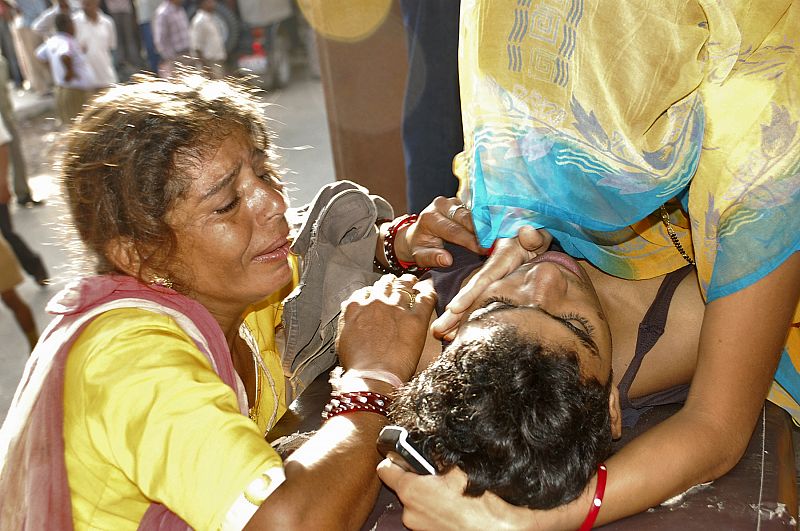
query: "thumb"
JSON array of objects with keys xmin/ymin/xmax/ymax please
[
  {"xmin": 431, "ymin": 309, "xmax": 459, "ymax": 340},
  {"xmin": 413, "ymin": 247, "xmax": 454, "ymax": 268},
  {"xmin": 517, "ymin": 225, "xmax": 544, "ymax": 251}
]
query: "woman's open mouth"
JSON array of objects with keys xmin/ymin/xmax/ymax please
[{"xmin": 253, "ymin": 240, "xmax": 290, "ymax": 263}]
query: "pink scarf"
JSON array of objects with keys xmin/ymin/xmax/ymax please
[{"xmin": 0, "ymin": 275, "xmax": 245, "ymax": 530}]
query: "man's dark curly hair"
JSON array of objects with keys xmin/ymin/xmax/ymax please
[{"xmin": 390, "ymin": 323, "xmax": 613, "ymax": 509}]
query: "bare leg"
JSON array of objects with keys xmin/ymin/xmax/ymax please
[{"xmin": 1, "ymin": 288, "xmax": 39, "ymax": 351}]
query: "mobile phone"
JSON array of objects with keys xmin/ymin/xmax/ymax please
[{"xmin": 377, "ymin": 425, "xmax": 437, "ymax": 475}]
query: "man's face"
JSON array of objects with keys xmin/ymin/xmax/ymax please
[
  {"xmin": 457, "ymin": 251, "xmax": 613, "ymax": 383},
  {"xmin": 82, "ymin": 0, "xmax": 98, "ymax": 17}
]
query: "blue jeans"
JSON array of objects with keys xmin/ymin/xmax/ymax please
[
  {"xmin": 138, "ymin": 22, "xmax": 160, "ymax": 74},
  {"xmin": 400, "ymin": 0, "xmax": 462, "ymax": 214}
]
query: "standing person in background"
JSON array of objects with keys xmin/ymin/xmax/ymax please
[
  {"xmin": 74, "ymin": 0, "xmax": 117, "ymax": 90},
  {"xmin": 0, "ymin": 113, "xmax": 49, "ymax": 288},
  {"xmin": 7, "ymin": 0, "xmax": 53, "ymax": 95},
  {"xmin": 0, "ymin": 55, "xmax": 42, "ymax": 207},
  {"xmin": 31, "ymin": 0, "xmax": 75, "ymax": 37},
  {"xmin": 133, "ymin": 0, "xmax": 159, "ymax": 74},
  {"xmin": 0, "ymin": 1, "xmax": 23, "ymax": 87},
  {"xmin": 0, "ymin": 232, "xmax": 38, "ymax": 351},
  {"xmin": 152, "ymin": 0, "xmax": 188, "ymax": 78},
  {"xmin": 103, "ymin": 0, "xmax": 141, "ymax": 79},
  {"xmin": 189, "ymin": 0, "xmax": 226, "ymax": 79},
  {"xmin": 36, "ymin": 13, "xmax": 96, "ymax": 124},
  {"xmin": 399, "ymin": 0, "xmax": 462, "ymax": 214}
]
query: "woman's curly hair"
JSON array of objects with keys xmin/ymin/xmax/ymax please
[
  {"xmin": 390, "ymin": 323, "xmax": 613, "ymax": 509},
  {"xmin": 61, "ymin": 69, "xmax": 278, "ymax": 279}
]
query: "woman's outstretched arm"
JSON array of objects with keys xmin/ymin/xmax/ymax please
[{"xmin": 246, "ymin": 276, "xmax": 437, "ymax": 530}]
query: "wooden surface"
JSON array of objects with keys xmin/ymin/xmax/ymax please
[{"xmin": 311, "ymin": 0, "xmax": 409, "ymax": 213}]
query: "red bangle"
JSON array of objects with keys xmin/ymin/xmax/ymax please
[
  {"xmin": 321, "ymin": 391, "xmax": 392, "ymax": 421},
  {"xmin": 578, "ymin": 463, "xmax": 607, "ymax": 531},
  {"xmin": 380, "ymin": 214, "xmax": 429, "ymax": 274}
]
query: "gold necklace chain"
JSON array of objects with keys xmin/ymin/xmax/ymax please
[
  {"xmin": 659, "ymin": 205, "xmax": 695, "ymax": 266},
  {"xmin": 240, "ymin": 323, "xmax": 278, "ymax": 433},
  {"xmin": 248, "ymin": 353, "xmax": 263, "ymax": 423}
]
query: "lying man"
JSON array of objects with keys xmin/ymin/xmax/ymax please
[{"xmin": 382, "ymin": 236, "xmax": 707, "ymax": 514}]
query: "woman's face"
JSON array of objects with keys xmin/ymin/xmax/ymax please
[
  {"xmin": 166, "ymin": 130, "xmax": 292, "ymax": 318},
  {"xmin": 458, "ymin": 251, "xmax": 613, "ymax": 382}
]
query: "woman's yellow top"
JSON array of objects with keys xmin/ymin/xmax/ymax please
[{"xmin": 63, "ymin": 263, "xmax": 298, "ymax": 530}]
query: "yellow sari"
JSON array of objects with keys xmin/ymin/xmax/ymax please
[{"xmin": 456, "ymin": 0, "xmax": 800, "ymax": 417}]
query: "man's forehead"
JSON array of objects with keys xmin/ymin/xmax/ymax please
[{"xmin": 459, "ymin": 311, "xmax": 610, "ymax": 383}]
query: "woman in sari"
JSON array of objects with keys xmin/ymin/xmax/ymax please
[{"xmin": 379, "ymin": 1, "xmax": 800, "ymax": 528}]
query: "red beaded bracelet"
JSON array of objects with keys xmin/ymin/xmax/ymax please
[
  {"xmin": 376, "ymin": 214, "xmax": 430, "ymax": 275},
  {"xmin": 578, "ymin": 463, "xmax": 607, "ymax": 531},
  {"xmin": 321, "ymin": 391, "xmax": 392, "ymax": 421}
]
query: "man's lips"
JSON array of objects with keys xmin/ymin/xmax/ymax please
[
  {"xmin": 253, "ymin": 240, "xmax": 290, "ymax": 263},
  {"xmin": 530, "ymin": 251, "xmax": 586, "ymax": 280}
]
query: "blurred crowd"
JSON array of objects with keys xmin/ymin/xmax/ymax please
[
  {"xmin": 0, "ymin": 0, "xmax": 253, "ymax": 351},
  {"xmin": 0, "ymin": 0, "xmax": 319, "ymax": 353},
  {"xmin": 2, "ymin": 0, "xmax": 242, "ymax": 117}
]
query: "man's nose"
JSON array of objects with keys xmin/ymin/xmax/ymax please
[{"xmin": 523, "ymin": 262, "xmax": 568, "ymax": 299}]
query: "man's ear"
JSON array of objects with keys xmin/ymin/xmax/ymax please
[
  {"xmin": 608, "ymin": 386, "xmax": 623, "ymax": 440},
  {"xmin": 105, "ymin": 237, "xmax": 142, "ymax": 278}
]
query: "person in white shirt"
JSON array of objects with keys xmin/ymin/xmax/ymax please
[
  {"xmin": 190, "ymin": 0, "xmax": 226, "ymax": 79},
  {"xmin": 31, "ymin": 0, "xmax": 75, "ymax": 37},
  {"xmin": 74, "ymin": 0, "xmax": 117, "ymax": 88},
  {"xmin": 36, "ymin": 12, "xmax": 96, "ymax": 124}
]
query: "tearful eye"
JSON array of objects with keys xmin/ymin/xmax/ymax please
[
  {"xmin": 214, "ymin": 195, "xmax": 240, "ymax": 214},
  {"xmin": 258, "ymin": 170, "xmax": 285, "ymax": 192}
]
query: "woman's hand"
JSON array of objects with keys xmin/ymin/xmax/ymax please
[
  {"xmin": 431, "ymin": 225, "xmax": 552, "ymax": 340},
  {"xmin": 336, "ymin": 275, "xmax": 436, "ymax": 382},
  {"xmin": 394, "ymin": 197, "xmax": 488, "ymax": 269},
  {"xmin": 377, "ymin": 459, "xmax": 536, "ymax": 531}
]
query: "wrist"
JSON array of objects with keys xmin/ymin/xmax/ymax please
[
  {"xmin": 374, "ymin": 221, "xmax": 393, "ymax": 272},
  {"xmin": 375, "ymin": 214, "xmax": 429, "ymax": 275},
  {"xmin": 330, "ymin": 366, "xmax": 400, "ymax": 395},
  {"xmin": 393, "ymin": 223, "xmax": 412, "ymax": 264},
  {"xmin": 578, "ymin": 463, "xmax": 607, "ymax": 530},
  {"xmin": 321, "ymin": 390, "xmax": 393, "ymax": 421}
]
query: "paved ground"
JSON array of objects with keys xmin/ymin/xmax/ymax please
[{"xmin": 0, "ymin": 64, "xmax": 334, "ymax": 419}]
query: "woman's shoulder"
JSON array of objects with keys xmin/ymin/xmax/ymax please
[
  {"xmin": 67, "ymin": 307, "xmax": 212, "ymax": 376},
  {"xmin": 79, "ymin": 306, "xmax": 195, "ymax": 339}
]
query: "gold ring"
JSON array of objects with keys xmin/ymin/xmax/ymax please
[
  {"xmin": 396, "ymin": 288, "xmax": 417, "ymax": 309},
  {"xmin": 447, "ymin": 204, "xmax": 467, "ymax": 221}
]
